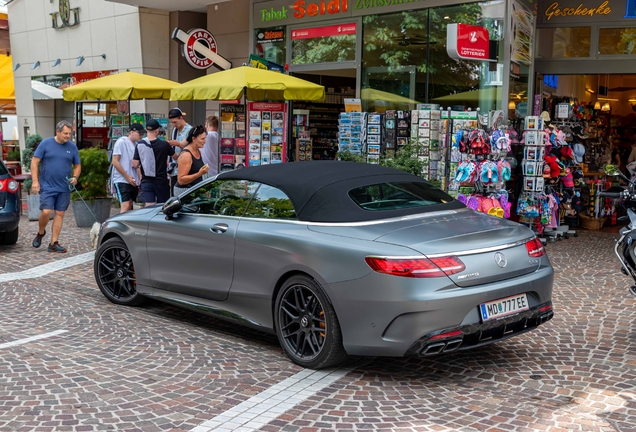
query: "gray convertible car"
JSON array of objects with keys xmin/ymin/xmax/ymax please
[{"xmin": 94, "ymin": 161, "xmax": 554, "ymax": 369}]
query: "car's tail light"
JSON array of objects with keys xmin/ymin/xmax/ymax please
[
  {"xmin": 365, "ymin": 256, "xmax": 465, "ymax": 278},
  {"xmin": 525, "ymin": 238, "xmax": 545, "ymax": 257},
  {"xmin": 0, "ymin": 178, "xmax": 19, "ymax": 193}
]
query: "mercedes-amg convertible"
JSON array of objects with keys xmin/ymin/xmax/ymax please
[{"xmin": 94, "ymin": 161, "xmax": 554, "ymax": 369}]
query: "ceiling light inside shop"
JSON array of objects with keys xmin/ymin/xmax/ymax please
[
  {"xmin": 594, "ymin": 101, "xmax": 601, "ymax": 109},
  {"xmin": 597, "ymin": 97, "xmax": 619, "ymax": 101},
  {"xmin": 444, "ymin": 16, "xmax": 450, "ymax": 19},
  {"xmin": 602, "ymin": 102, "xmax": 611, "ymax": 111},
  {"xmin": 508, "ymin": 101, "xmax": 516, "ymax": 109},
  {"xmin": 586, "ymin": 88, "xmax": 595, "ymax": 93}
]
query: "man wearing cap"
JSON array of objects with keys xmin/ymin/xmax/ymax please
[
  {"xmin": 167, "ymin": 108, "xmax": 192, "ymax": 195},
  {"xmin": 132, "ymin": 119, "xmax": 178, "ymax": 206},
  {"xmin": 111, "ymin": 123, "xmax": 143, "ymax": 213}
]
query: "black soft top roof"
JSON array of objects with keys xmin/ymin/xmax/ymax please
[{"xmin": 217, "ymin": 161, "xmax": 459, "ymax": 222}]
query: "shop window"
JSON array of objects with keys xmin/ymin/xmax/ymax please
[
  {"xmin": 536, "ymin": 27, "xmax": 591, "ymax": 58},
  {"xmin": 291, "ymin": 23, "xmax": 356, "ymax": 65},
  {"xmin": 361, "ymin": 1, "xmax": 505, "ymax": 113},
  {"xmin": 599, "ymin": 28, "xmax": 636, "ymax": 55},
  {"xmin": 255, "ymin": 27, "xmax": 286, "ymax": 66},
  {"xmin": 243, "ymin": 184, "xmax": 297, "ymax": 220}
]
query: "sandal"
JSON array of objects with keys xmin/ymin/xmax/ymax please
[
  {"xmin": 32, "ymin": 230, "xmax": 46, "ymax": 248},
  {"xmin": 48, "ymin": 242, "xmax": 67, "ymax": 253}
]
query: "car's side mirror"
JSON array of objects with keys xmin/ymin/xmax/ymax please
[{"xmin": 163, "ymin": 197, "xmax": 182, "ymax": 220}]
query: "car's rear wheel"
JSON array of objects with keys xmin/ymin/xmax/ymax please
[
  {"xmin": 0, "ymin": 227, "xmax": 19, "ymax": 245},
  {"xmin": 275, "ymin": 275, "xmax": 347, "ymax": 369},
  {"xmin": 94, "ymin": 238, "xmax": 146, "ymax": 306}
]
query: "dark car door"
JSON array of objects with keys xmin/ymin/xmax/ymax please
[{"xmin": 146, "ymin": 179, "xmax": 256, "ymax": 301}]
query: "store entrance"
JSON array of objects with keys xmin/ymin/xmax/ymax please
[
  {"xmin": 537, "ymin": 74, "xmax": 636, "ymax": 172},
  {"xmin": 290, "ymin": 70, "xmax": 356, "ymax": 161}
]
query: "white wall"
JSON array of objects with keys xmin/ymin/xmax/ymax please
[{"xmin": 8, "ymin": 0, "xmax": 143, "ymax": 150}]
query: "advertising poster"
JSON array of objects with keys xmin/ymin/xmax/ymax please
[{"xmin": 247, "ymin": 102, "xmax": 288, "ymax": 166}]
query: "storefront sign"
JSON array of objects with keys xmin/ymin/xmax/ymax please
[
  {"xmin": 257, "ymin": 29, "xmax": 285, "ymax": 43},
  {"xmin": 171, "ymin": 27, "xmax": 232, "ymax": 71},
  {"xmin": 33, "ymin": 70, "xmax": 118, "ymax": 90},
  {"xmin": 254, "ymin": 0, "xmax": 427, "ymax": 26},
  {"xmin": 537, "ymin": 0, "xmax": 635, "ymax": 24},
  {"xmin": 50, "ymin": 0, "xmax": 80, "ymax": 30},
  {"xmin": 446, "ymin": 23, "xmax": 491, "ymax": 61},
  {"xmin": 291, "ymin": 22, "xmax": 356, "ymax": 39},
  {"xmin": 544, "ymin": 1, "xmax": 611, "ymax": 20}
]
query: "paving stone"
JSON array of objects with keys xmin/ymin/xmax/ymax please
[{"xmin": 1, "ymin": 223, "xmax": 636, "ymax": 431}]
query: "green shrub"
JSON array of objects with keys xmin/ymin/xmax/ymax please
[
  {"xmin": 337, "ymin": 149, "xmax": 366, "ymax": 163},
  {"xmin": 72, "ymin": 147, "xmax": 110, "ymax": 201},
  {"xmin": 22, "ymin": 134, "xmax": 43, "ymax": 191},
  {"xmin": 380, "ymin": 138, "xmax": 428, "ymax": 177}
]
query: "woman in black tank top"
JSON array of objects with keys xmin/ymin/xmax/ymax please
[{"xmin": 177, "ymin": 125, "xmax": 210, "ymax": 189}]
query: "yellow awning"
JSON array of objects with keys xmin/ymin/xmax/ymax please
[
  {"xmin": 63, "ymin": 71, "xmax": 179, "ymax": 101},
  {"xmin": 170, "ymin": 66, "xmax": 325, "ymax": 101},
  {"xmin": 0, "ymin": 54, "xmax": 15, "ymax": 104}
]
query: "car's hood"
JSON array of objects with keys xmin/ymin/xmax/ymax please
[{"xmin": 106, "ymin": 206, "xmax": 160, "ymax": 222}]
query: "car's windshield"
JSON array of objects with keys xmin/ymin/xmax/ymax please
[
  {"xmin": 348, "ymin": 181, "xmax": 453, "ymax": 211},
  {"xmin": 0, "ymin": 163, "xmax": 8, "ymax": 176}
]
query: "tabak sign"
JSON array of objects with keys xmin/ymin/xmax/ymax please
[
  {"xmin": 171, "ymin": 27, "xmax": 232, "ymax": 71},
  {"xmin": 446, "ymin": 23, "xmax": 491, "ymax": 61}
]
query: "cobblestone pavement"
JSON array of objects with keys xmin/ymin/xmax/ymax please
[{"xmin": 1, "ymin": 209, "xmax": 635, "ymax": 432}]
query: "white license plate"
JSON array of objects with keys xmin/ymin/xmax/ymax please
[{"xmin": 479, "ymin": 293, "xmax": 529, "ymax": 322}]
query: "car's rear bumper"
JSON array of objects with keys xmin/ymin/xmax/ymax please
[
  {"xmin": 0, "ymin": 195, "xmax": 20, "ymax": 232},
  {"xmin": 328, "ymin": 262, "xmax": 554, "ymax": 357}
]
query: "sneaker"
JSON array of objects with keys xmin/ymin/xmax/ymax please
[
  {"xmin": 32, "ymin": 230, "xmax": 46, "ymax": 248},
  {"xmin": 47, "ymin": 242, "xmax": 67, "ymax": 253}
]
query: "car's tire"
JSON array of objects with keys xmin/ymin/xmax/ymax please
[
  {"xmin": 275, "ymin": 275, "xmax": 348, "ymax": 369},
  {"xmin": 0, "ymin": 227, "xmax": 18, "ymax": 245},
  {"xmin": 94, "ymin": 238, "xmax": 146, "ymax": 306}
]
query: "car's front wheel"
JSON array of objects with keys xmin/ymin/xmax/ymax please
[
  {"xmin": 94, "ymin": 238, "xmax": 146, "ymax": 306},
  {"xmin": 0, "ymin": 227, "xmax": 18, "ymax": 245},
  {"xmin": 275, "ymin": 275, "xmax": 347, "ymax": 369}
]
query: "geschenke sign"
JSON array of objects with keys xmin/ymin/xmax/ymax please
[{"xmin": 538, "ymin": 0, "xmax": 636, "ymax": 24}]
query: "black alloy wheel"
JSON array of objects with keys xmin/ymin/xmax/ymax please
[
  {"xmin": 275, "ymin": 275, "xmax": 347, "ymax": 369},
  {"xmin": 94, "ymin": 238, "xmax": 145, "ymax": 306}
]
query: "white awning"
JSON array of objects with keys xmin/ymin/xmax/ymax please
[{"xmin": 32, "ymin": 80, "xmax": 63, "ymax": 100}]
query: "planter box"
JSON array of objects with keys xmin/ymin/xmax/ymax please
[
  {"xmin": 27, "ymin": 194, "xmax": 53, "ymax": 221},
  {"xmin": 72, "ymin": 199, "xmax": 112, "ymax": 227}
]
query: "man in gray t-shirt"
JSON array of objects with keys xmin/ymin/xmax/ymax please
[
  {"xmin": 167, "ymin": 108, "xmax": 192, "ymax": 195},
  {"xmin": 202, "ymin": 115, "xmax": 219, "ymax": 177}
]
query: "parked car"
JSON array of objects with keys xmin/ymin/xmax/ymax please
[
  {"xmin": 0, "ymin": 160, "xmax": 20, "ymax": 245},
  {"xmin": 94, "ymin": 161, "xmax": 554, "ymax": 369}
]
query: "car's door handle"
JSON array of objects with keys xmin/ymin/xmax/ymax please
[{"xmin": 210, "ymin": 223, "xmax": 229, "ymax": 234}]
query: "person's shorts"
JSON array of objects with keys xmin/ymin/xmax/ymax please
[
  {"xmin": 115, "ymin": 183, "xmax": 139, "ymax": 203},
  {"xmin": 39, "ymin": 190, "xmax": 71, "ymax": 211},
  {"xmin": 140, "ymin": 180, "xmax": 170, "ymax": 204}
]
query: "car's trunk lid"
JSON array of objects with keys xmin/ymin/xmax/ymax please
[{"xmin": 373, "ymin": 211, "xmax": 538, "ymax": 287}]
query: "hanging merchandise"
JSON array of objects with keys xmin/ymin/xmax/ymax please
[
  {"xmin": 338, "ymin": 112, "xmax": 366, "ymax": 155},
  {"xmin": 220, "ymin": 104, "xmax": 247, "ymax": 171},
  {"xmin": 247, "ymin": 102, "xmax": 288, "ymax": 166}
]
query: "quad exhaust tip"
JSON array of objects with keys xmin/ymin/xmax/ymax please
[{"xmin": 420, "ymin": 338, "xmax": 463, "ymax": 356}]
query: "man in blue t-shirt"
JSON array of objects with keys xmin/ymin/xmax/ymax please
[{"xmin": 31, "ymin": 120, "xmax": 81, "ymax": 253}]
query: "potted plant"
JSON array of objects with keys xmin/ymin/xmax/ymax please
[
  {"xmin": 71, "ymin": 147, "xmax": 112, "ymax": 227},
  {"xmin": 6, "ymin": 148, "xmax": 20, "ymax": 161},
  {"xmin": 21, "ymin": 134, "xmax": 52, "ymax": 221}
]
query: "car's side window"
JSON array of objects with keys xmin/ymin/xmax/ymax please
[
  {"xmin": 243, "ymin": 184, "xmax": 297, "ymax": 220},
  {"xmin": 179, "ymin": 179, "xmax": 257, "ymax": 216}
]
